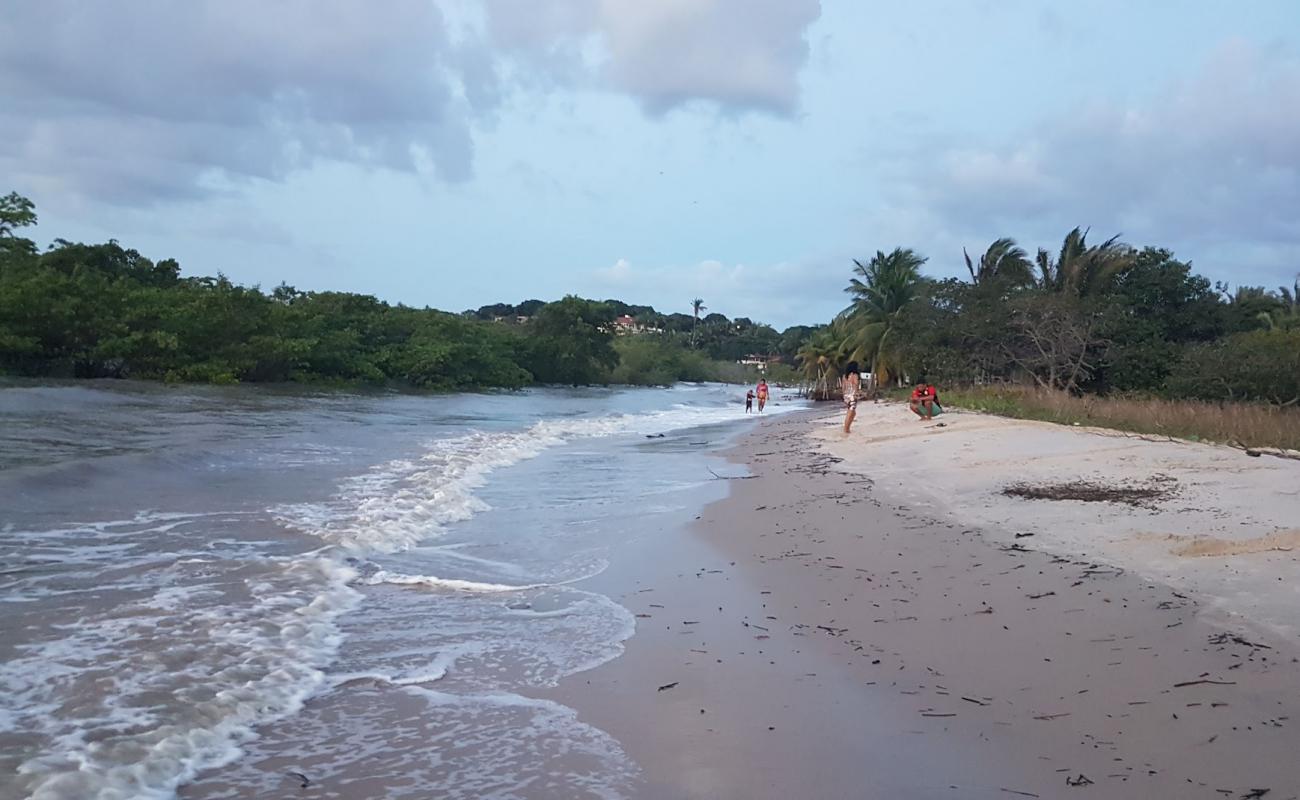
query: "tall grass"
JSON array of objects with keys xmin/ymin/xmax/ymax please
[{"xmin": 924, "ymin": 385, "xmax": 1300, "ymax": 451}]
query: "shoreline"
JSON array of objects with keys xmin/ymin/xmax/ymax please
[{"xmin": 549, "ymin": 407, "xmax": 1300, "ymax": 798}]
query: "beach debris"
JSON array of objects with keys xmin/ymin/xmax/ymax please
[
  {"xmin": 961, "ymin": 696, "xmax": 989, "ymax": 706},
  {"xmin": 999, "ymin": 788, "xmax": 1040, "ymax": 798},
  {"xmin": 1239, "ymin": 790, "xmax": 1270, "ymax": 799},
  {"xmin": 657, "ymin": 681, "xmax": 679, "ymax": 692},
  {"xmin": 1173, "ymin": 678, "xmax": 1237, "ymax": 688},
  {"xmin": 706, "ymin": 467, "xmax": 758, "ymax": 480},
  {"xmin": 1026, "ymin": 591, "xmax": 1056, "ymax": 600},
  {"xmin": 287, "ymin": 772, "xmax": 310, "ymax": 789},
  {"xmin": 1208, "ymin": 632, "xmax": 1270, "ymax": 650},
  {"xmin": 1014, "ymin": 532, "xmax": 1035, "ymax": 539},
  {"xmin": 1033, "ymin": 712, "xmax": 1071, "ymax": 721},
  {"xmin": 645, "ymin": 433, "xmax": 665, "ymax": 439},
  {"xmin": 1065, "ymin": 773, "xmax": 1094, "ymax": 787},
  {"xmin": 1001, "ymin": 477, "xmax": 1175, "ymax": 507}
]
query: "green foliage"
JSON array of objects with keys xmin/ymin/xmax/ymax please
[
  {"xmin": 0, "ymin": 192, "xmax": 37, "ymax": 238},
  {"xmin": 841, "ymin": 247, "xmax": 927, "ymax": 384},
  {"xmin": 1, "ymin": 192, "xmax": 804, "ymax": 390},
  {"xmin": 964, "ymin": 238, "xmax": 1033, "ymax": 288},
  {"xmin": 819, "ymin": 232, "xmax": 1296, "ymax": 410},
  {"xmin": 523, "ymin": 296, "xmax": 618, "ymax": 386},
  {"xmin": 1166, "ymin": 329, "xmax": 1300, "ymax": 407}
]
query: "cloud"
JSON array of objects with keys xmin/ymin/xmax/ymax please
[
  {"xmin": 484, "ymin": 0, "xmax": 822, "ymax": 115},
  {"xmin": 1, "ymin": 0, "xmax": 821, "ymax": 206},
  {"xmin": 0, "ymin": 1, "xmax": 495, "ymax": 205},
  {"xmin": 894, "ymin": 40, "xmax": 1300, "ymax": 279}
]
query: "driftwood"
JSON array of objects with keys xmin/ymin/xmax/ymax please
[
  {"xmin": 657, "ymin": 681, "xmax": 679, "ymax": 692},
  {"xmin": 1208, "ymin": 632, "xmax": 1271, "ymax": 650}
]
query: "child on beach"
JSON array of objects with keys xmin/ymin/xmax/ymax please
[
  {"xmin": 840, "ymin": 362, "xmax": 861, "ymax": 434},
  {"xmin": 756, "ymin": 379, "xmax": 769, "ymax": 412},
  {"xmin": 909, "ymin": 380, "xmax": 941, "ymax": 421},
  {"xmin": 745, "ymin": 389, "xmax": 755, "ymax": 413}
]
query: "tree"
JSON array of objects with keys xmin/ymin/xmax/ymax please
[
  {"xmin": 841, "ymin": 247, "xmax": 926, "ymax": 386},
  {"xmin": 690, "ymin": 298, "xmax": 706, "ymax": 348},
  {"xmin": 796, "ymin": 322, "xmax": 847, "ymax": 400},
  {"xmin": 526, "ymin": 296, "xmax": 618, "ymax": 385},
  {"xmin": 1256, "ymin": 277, "xmax": 1299, "ymax": 332},
  {"xmin": 1095, "ymin": 248, "xmax": 1227, "ymax": 391},
  {"xmin": 964, "ymin": 238, "xmax": 1033, "ymax": 288},
  {"xmin": 1001, "ymin": 295, "xmax": 1111, "ymax": 393},
  {"xmin": 1167, "ymin": 329, "xmax": 1300, "ymax": 406},
  {"xmin": 0, "ymin": 192, "xmax": 36, "ymax": 238},
  {"xmin": 0, "ymin": 191, "xmax": 39, "ymax": 261},
  {"xmin": 1036, "ymin": 227, "xmax": 1136, "ymax": 296}
]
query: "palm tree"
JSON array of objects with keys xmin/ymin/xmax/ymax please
[
  {"xmin": 841, "ymin": 247, "xmax": 926, "ymax": 386},
  {"xmin": 964, "ymin": 237, "xmax": 1034, "ymax": 287},
  {"xmin": 1036, "ymin": 227, "xmax": 1135, "ymax": 295},
  {"xmin": 690, "ymin": 298, "xmax": 706, "ymax": 347},
  {"xmin": 1257, "ymin": 276, "xmax": 1300, "ymax": 331},
  {"xmin": 796, "ymin": 322, "xmax": 848, "ymax": 400}
]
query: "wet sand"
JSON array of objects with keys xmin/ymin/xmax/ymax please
[{"xmin": 550, "ymin": 410, "xmax": 1300, "ymax": 799}]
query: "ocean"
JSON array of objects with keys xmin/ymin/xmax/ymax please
[{"xmin": 0, "ymin": 380, "xmax": 803, "ymax": 799}]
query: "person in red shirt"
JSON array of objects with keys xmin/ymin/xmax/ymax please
[{"xmin": 909, "ymin": 379, "xmax": 941, "ymax": 421}]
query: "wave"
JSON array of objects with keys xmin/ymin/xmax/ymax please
[
  {"xmin": 277, "ymin": 399, "xmax": 802, "ymax": 554},
  {"xmin": 361, "ymin": 570, "xmax": 548, "ymax": 594},
  {"xmin": 9, "ymin": 557, "xmax": 361, "ymax": 800}
]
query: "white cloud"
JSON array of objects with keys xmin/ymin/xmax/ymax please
[
  {"xmin": 482, "ymin": 0, "xmax": 821, "ymax": 114},
  {"xmin": 1, "ymin": 0, "xmax": 822, "ymax": 207},
  {"xmin": 896, "ymin": 39, "xmax": 1300, "ymax": 279}
]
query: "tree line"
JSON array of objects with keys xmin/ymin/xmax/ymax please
[
  {"xmin": 797, "ymin": 231, "xmax": 1298, "ymax": 406},
  {"xmin": 0, "ymin": 192, "xmax": 798, "ymax": 389}
]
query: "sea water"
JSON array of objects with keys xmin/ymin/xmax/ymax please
[{"xmin": 0, "ymin": 380, "xmax": 802, "ymax": 799}]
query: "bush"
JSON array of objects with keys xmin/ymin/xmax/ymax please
[{"xmin": 1166, "ymin": 329, "xmax": 1300, "ymax": 406}]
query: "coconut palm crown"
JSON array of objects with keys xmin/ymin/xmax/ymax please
[
  {"xmin": 840, "ymin": 247, "xmax": 926, "ymax": 386},
  {"xmin": 964, "ymin": 237, "xmax": 1034, "ymax": 287},
  {"xmin": 1036, "ymin": 227, "xmax": 1136, "ymax": 296}
]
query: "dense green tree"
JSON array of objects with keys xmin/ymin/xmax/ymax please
[{"xmin": 524, "ymin": 296, "xmax": 618, "ymax": 385}]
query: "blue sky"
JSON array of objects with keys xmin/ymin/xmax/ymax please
[{"xmin": 3, "ymin": 1, "xmax": 1298, "ymax": 328}]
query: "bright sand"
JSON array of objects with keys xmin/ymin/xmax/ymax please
[{"xmin": 547, "ymin": 406, "xmax": 1300, "ymax": 799}]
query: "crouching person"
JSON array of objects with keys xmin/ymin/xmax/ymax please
[{"xmin": 909, "ymin": 380, "xmax": 942, "ymax": 421}]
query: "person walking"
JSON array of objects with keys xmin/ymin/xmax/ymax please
[
  {"xmin": 755, "ymin": 379, "xmax": 769, "ymax": 412},
  {"xmin": 840, "ymin": 361, "xmax": 861, "ymax": 434}
]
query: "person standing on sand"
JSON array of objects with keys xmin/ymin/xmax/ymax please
[
  {"xmin": 745, "ymin": 389, "xmax": 755, "ymax": 413},
  {"xmin": 840, "ymin": 361, "xmax": 861, "ymax": 434},
  {"xmin": 909, "ymin": 379, "xmax": 941, "ymax": 421},
  {"xmin": 756, "ymin": 379, "xmax": 769, "ymax": 413}
]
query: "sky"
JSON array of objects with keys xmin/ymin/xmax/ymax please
[{"xmin": 3, "ymin": 0, "xmax": 1298, "ymax": 329}]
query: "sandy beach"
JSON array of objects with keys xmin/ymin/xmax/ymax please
[{"xmin": 550, "ymin": 405, "xmax": 1300, "ymax": 799}]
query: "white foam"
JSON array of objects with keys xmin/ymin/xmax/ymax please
[
  {"xmin": 362, "ymin": 570, "xmax": 547, "ymax": 594},
  {"xmin": 8, "ymin": 557, "xmax": 362, "ymax": 800},
  {"xmin": 276, "ymin": 398, "xmax": 804, "ymax": 554}
]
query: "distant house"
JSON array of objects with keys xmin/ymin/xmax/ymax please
[
  {"xmin": 738, "ymin": 354, "xmax": 783, "ymax": 368},
  {"xmin": 612, "ymin": 315, "xmax": 663, "ymax": 335}
]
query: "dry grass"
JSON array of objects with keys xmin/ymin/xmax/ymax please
[{"xmin": 933, "ymin": 385, "xmax": 1300, "ymax": 452}]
